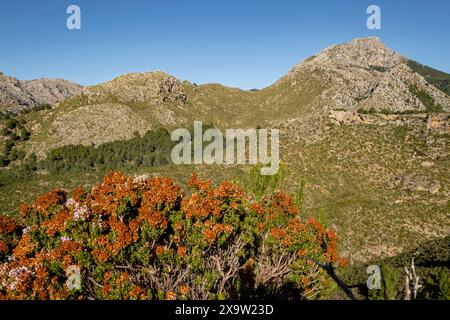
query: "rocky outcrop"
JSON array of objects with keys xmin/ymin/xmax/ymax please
[
  {"xmin": 427, "ymin": 114, "xmax": 450, "ymax": 134},
  {"xmin": 88, "ymin": 71, "xmax": 188, "ymax": 105},
  {"xmin": 0, "ymin": 72, "xmax": 82, "ymax": 109},
  {"xmin": 284, "ymin": 37, "xmax": 450, "ymax": 114},
  {"xmin": 328, "ymin": 110, "xmax": 450, "ymax": 134},
  {"xmin": 390, "ymin": 175, "xmax": 441, "ymax": 194}
]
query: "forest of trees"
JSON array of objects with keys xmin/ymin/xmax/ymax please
[
  {"xmin": 0, "ymin": 128, "xmax": 174, "ymax": 186},
  {"xmin": 0, "ymin": 107, "xmax": 215, "ymax": 187},
  {"xmin": 43, "ymin": 129, "xmax": 173, "ymax": 174},
  {"xmin": 0, "ymin": 115, "xmax": 30, "ymax": 167}
]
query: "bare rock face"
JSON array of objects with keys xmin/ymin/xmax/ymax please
[
  {"xmin": 329, "ymin": 110, "xmax": 450, "ymax": 134},
  {"xmin": 285, "ymin": 37, "xmax": 450, "ymax": 113},
  {"xmin": 0, "ymin": 72, "xmax": 82, "ymax": 109},
  {"xmin": 88, "ymin": 71, "xmax": 187, "ymax": 105},
  {"xmin": 427, "ymin": 114, "xmax": 450, "ymax": 134}
]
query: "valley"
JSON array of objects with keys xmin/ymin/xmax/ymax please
[{"xmin": 1, "ymin": 38, "xmax": 449, "ymax": 290}]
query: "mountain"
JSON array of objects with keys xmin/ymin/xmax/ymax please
[
  {"xmin": 0, "ymin": 71, "xmax": 83, "ymax": 111},
  {"xmin": 285, "ymin": 37, "xmax": 450, "ymax": 113},
  {"xmin": 1, "ymin": 37, "xmax": 450, "ymax": 263},
  {"xmin": 20, "ymin": 37, "xmax": 450, "ymax": 153},
  {"xmin": 407, "ymin": 59, "xmax": 450, "ymax": 96}
]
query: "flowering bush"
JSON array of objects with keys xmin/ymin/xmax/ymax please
[{"xmin": 0, "ymin": 171, "xmax": 347, "ymax": 300}]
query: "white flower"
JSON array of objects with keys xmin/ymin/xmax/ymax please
[
  {"xmin": 65, "ymin": 198, "xmax": 77, "ymax": 208},
  {"xmin": 134, "ymin": 174, "xmax": 150, "ymax": 183},
  {"xmin": 74, "ymin": 205, "xmax": 89, "ymax": 221},
  {"xmin": 60, "ymin": 236, "xmax": 71, "ymax": 242},
  {"xmin": 7, "ymin": 266, "xmax": 31, "ymax": 291},
  {"xmin": 66, "ymin": 197, "xmax": 89, "ymax": 221}
]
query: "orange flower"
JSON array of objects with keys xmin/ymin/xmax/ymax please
[
  {"xmin": 155, "ymin": 245, "xmax": 166, "ymax": 256},
  {"xmin": 0, "ymin": 240, "xmax": 8, "ymax": 254},
  {"xmin": 270, "ymin": 192, "xmax": 299, "ymax": 216},
  {"xmin": 301, "ymin": 276, "xmax": 310, "ymax": 285},
  {"xmin": 42, "ymin": 209, "xmax": 70, "ymax": 237},
  {"xmin": 174, "ymin": 222, "xmax": 183, "ymax": 231},
  {"xmin": 203, "ymin": 228, "xmax": 216, "ymax": 243},
  {"xmin": 116, "ymin": 272, "xmax": 129, "ymax": 287},
  {"xmin": 0, "ymin": 215, "xmax": 20, "ymax": 234},
  {"xmin": 297, "ymin": 249, "xmax": 306, "ymax": 257},
  {"xmin": 213, "ymin": 180, "xmax": 244, "ymax": 199},
  {"xmin": 13, "ymin": 234, "xmax": 35, "ymax": 259},
  {"xmin": 102, "ymin": 284, "xmax": 112, "ymax": 296},
  {"xmin": 138, "ymin": 208, "xmax": 168, "ymax": 230},
  {"xmin": 72, "ymin": 187, "xmax": 87, "ymax": 203},
  {"xmin": 177, "ymin": 246, "xmax": 186, "ymax": 257},
  {"xmin": 338, "ymin": 257, "xmax": 349, "ymax": 268},
  {"xmin": 103, "ymin": 271, "xmax": 113, "ymax": 283},
  {"xmin": 34, "ymin": 189, "xmax": 67, "ymax": 216},
  {"xmin": 129, "ymin": 286, "xmax": 145, "ymax": 299},
  {"xmin": 188, "ymin": 173, "xmax": 212, "ymax": 192},
  {"xmin": 179, "ymin": 285, "xmax": 189, "ymax": 295},
  {"xmin": 1, "ymin": 170, "xmax": 346, "ymax": 300},
  {"xmin": 165, "ymin": 291, "xmax": 177, "ymax": 300},
  {"xmin": 19, "ymin": 204, "xmax": 32, "ymax": 218},
  {"xmin": 251, "ymin": 202, "xmax": 265, "ymax": 215}
]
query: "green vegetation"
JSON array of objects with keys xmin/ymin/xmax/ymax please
[
  {"xmin": 338, "ymin": 236, "xmax": 450, "ymax": 300},
  {"xmin": 243, "ymin": 163, "xmax": 285, "ymax": 199},
  {"xmin": 43, "ymin": 128, "xmax": 173, "ymax": 174},
  {"xmin": 304, "ymin": 54, "xmax": 318, "ymax": 63},
  {"xmin": 420, "ymin": 267, "xmax": 450, "ymax": 300},
  {"xmin": 0, "ymin": 114, "xmax": 31, "ymax": 169},
  {"xmin": 0, "ymin": 128, "xmax": 174, "ymax": 186},
  {"xmin": 409, "ymin": 85, "xmax": 444, "ymax": 113},
  {"xmin": 368, "ymin": 265, "xmax": 401, "ymax": 300},
  {"xmin": 0, "ymin": 51, "xmax": 449, "ymax": 301},
  {"xmin": 407, "ymin": 60, "xmax": 450, "ymax": 96},
  {"xmin": 369, "ymin": 65, "xmax": 388, "ymax": 73},
  {"xmin": 0, "ymin": 103, "xmax": 52, "ymax": 121},
  {"xmin": 0, "ymin": 171, "xmax": 345, "ymax": 300}
]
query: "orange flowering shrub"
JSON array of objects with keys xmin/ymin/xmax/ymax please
[
  {"xmin": 0, "ymin": 172, "xmax": 346, "ymax": 300},
  {"xmin": 0, "ymin": 215, "xmax": 21, "ymax": 262}
]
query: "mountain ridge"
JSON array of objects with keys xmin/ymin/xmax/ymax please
[
  {"xmin": 10, "ymin": 37, "xmax": 449, "ymax": 156},
  {"xmin": 0, "ymin": 72, "xmax": 83, "ymax": 111},
  {"xmin": 1, "ymin": 37, "xmax": 450, "ymax": 263}
]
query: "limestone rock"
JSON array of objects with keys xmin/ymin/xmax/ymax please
[
  {"xmin": 0, "ymin": 73, "xmax": 82, "ymax": 109},
  {"xmin": 284, "ymin": 37, "xmax": 450, "ymax": 114},
  {"xmin": 88, "ymin": 71, "xmax": 188, "ymax": 105}
]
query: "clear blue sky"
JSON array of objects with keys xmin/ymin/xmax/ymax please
[{"xmin": 1, "ymin": 0, "xmax": 449, "ymax": 89}]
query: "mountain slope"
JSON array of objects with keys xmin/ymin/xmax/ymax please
[
  {"xmin": 285, "ymin": 37, "xmax": 450, "ymax": 113},
  {"xmin": 407, "ymin": 59, "xmax": 450, "ymax": 96},
  {"xmin": 21, "ymin": 37, "xmax": 450, "ymax": 154},
  {"xmin": 0, "ymin": 72, "xmax": 82, "ymax": 111},
  {"xmin": 3, "ymin": 37, "xmax": 450, "ymax": 263}
]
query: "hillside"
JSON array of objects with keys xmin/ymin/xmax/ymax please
[
  {"xmin": 407, "ymin": 60, "xmax": 450, "ymax": 96},
  {"xmin": 1, "ymin": 37, "xmax": 449, "ymax": 265}
]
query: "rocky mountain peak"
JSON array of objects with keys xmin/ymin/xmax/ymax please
[
  {"xmin": 285, "ymin": 37, "xmax": 450, "ymax": 113},
  {"xmin": 294, "ymin": 37, "xmax": 402, "ymax": 72},
  {"xmin": 320, "ymin": 37, "xmax": 402, "ymax": 69},
  {"xmin": 88, "ymin": 71, "xmax": 187, "ymax": 104}
]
